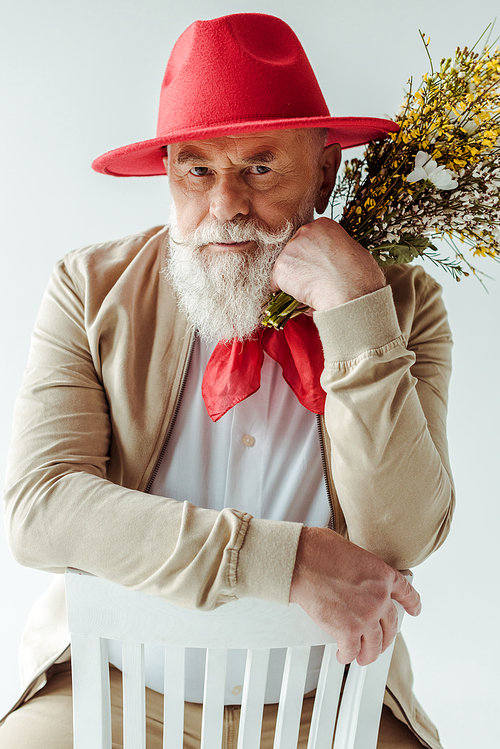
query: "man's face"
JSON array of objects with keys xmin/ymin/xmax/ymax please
[
  {"xmin": 165, "ymin": 129, "xmax": 328, "ymax": 243},
  {"xmin": 163, "ymin": 129, "xmax": 339, "ymax": 341}
]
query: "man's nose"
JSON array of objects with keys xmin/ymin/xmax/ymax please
[{"xmin": 209, "ymin": 175, "xmax": 250, "ymax": 221}]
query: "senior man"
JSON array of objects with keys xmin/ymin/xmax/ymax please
[{"xmin": 1, "ymin": 13, "xmax": 453, "ymax": 749}]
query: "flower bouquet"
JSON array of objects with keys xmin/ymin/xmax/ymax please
[{"xmin": 262, "ymin": 28, "xmax": 500, "ymax": 330}]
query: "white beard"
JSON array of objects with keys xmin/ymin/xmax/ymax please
[{"xmin": 164, "ymin": 198, "xmax": 316, "ymax": 342}]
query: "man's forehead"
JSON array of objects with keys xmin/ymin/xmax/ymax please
[{"xmin": 169, "ymin": 129, "xmax": 308, "ymax": 163}]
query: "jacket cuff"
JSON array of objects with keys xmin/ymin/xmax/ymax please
[
  {"xmin": 234, "ymin": 518, "xmax": 303, "ymax": 605},
  {"xmin": 313, "ymin": 286, "xmax": 404, "ymax": 362}
]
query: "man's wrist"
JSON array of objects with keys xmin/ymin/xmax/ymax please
[
  {"xmin": 311, "ymin": 275, "xmax": 386, "ymax": 311},
  {"xmin": 289, "ymin": 526, "xmax": 333, "ymax": 604}
]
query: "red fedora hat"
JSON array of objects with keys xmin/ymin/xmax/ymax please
[{"xmin": 92, "ymin": 13, "xmax": 399, "ymax": 177}]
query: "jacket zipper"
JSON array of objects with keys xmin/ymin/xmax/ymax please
[
  {"xmin": 385, "ymin": 686, "xmax": 434, "ymax": 749},
  {"xmin": 0, "ymin": 644, "xmax": 71, "ymax": 723},
  {"xmin": 145, "ymin": 332, "xmax": 196, "ymax": 493},
  {"xmin": 316, "ymin": 414, "xmax": 335, "ymax": 530}
]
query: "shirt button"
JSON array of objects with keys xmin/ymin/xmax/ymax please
[
  {"xmin": 241, "ymin": 434, "xmax": 255, "ymax": 447},
  {"xmin": 232, "ymin": 685, "xmax": 242, "ymax": 696}
]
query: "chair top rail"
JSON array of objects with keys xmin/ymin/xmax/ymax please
[{"xmin": 65, "ymin": 569, "xmax": 337, "ymax": 649}]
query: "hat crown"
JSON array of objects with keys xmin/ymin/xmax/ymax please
[
  {"xmin": 223, "ymin": 13, "xmax": 299, "ymax": 65},
  {"xmin": 156, "ymin": 13, "xmax": 330, "ymax": 140}
]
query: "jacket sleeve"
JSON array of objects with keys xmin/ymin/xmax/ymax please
[
  {"xmin": 313, "ymin": 265, "xmax": 455, "ymax": 569},
  {"xmin": 3, "ymin": 250, "xmax": 302, "ymax": 610}
]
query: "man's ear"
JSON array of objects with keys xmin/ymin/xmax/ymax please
[
  {"xmin": 315, "ymin": 143, "xmax": 341, "ymax": 214},
  {"xmin": 162, "ymin": 155, "xmax": 169, "ymax": 176}
]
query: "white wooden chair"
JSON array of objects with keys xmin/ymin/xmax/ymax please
[{"xmin": 65, "ymin": 568, "xmax": 407, "ymax": 749}]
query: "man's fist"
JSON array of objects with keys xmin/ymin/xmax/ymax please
[
  {"xmin": 271, "ymin": 218, "xmax": 386, "ymax": 311},
  {"xmin": 289, "ymin": 526, "xmax": 421, "ymax": 666}
]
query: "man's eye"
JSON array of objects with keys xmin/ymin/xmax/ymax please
[
  {"xmin": 249, "ymin": 165, "xmax": 271, "ymax": 175},
  {"xmin": 189, "ymin": 166, "xmax": 210, "ymax": 176}
]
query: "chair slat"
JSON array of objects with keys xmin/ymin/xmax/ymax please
[
  {"xmin": 306, "ymin": 644, "xmax": 344, "ymax": 749},
  {"xmin": 163, "ymin": 647, "xmax": 186, "ymax": 749},
  {"xmin": 200, "ymin": 649, "xmax": 228, "ymax": 749},
  {"xmin": 71, "ymin": 633, "xmax": 111, "ymax": 749},
  {"xmin": 122, "ymin": 642, "xmax": 146, "ymax": 749},
  {"xmin": 333, "ymin": 662, "xmax": 366, "ymax": 749},
  {"xmin": 237, "ymin": 648, "xmax": 271, "ymax": 749},
  {"xmin": 273, "ymin": 646, "xmax": 310, "ymax": 749},
  {"xmin": 349, "ymin": 601, "xmax": 405, "ymax": 749},
  {"xmin": 350, "ymin": 642, "xmax": 395, "ymax": 749}
]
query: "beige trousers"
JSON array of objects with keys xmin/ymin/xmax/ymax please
[{"xmin": 0, "ymin": 663, "xmax": 424, "ymax": 748}]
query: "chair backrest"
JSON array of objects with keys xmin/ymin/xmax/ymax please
[{"xmin": 65, "ymin": 568, "xmax": 406, "ymax": 749}]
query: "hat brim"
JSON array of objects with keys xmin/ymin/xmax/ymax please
[{"xmin": 91, "ymin": 116, "xmax": 399, "ymax": 177}]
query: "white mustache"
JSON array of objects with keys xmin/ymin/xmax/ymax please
[{"xmin": 171, "ymin": 217, "xmax": 296, "ymax": 250}]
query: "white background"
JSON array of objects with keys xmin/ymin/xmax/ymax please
[{"xmin": 1, "ymin": 0, "xmax": 499, "ymax": 746}]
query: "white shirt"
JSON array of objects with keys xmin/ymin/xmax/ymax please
[{"xmin": 108, "ymin": 337, "xmax": 330, "ymax": 703}]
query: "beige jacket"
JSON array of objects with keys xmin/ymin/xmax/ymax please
[{"xmin": 3, "ymin": 226, "xmax": 454, "ymax": 747}]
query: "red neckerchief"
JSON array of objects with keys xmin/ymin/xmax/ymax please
[{"xmin": 202, "ymin": 314, "xmax": 326, "ymax": 422}]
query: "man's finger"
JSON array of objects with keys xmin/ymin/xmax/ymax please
[
  {"xmin": 391, "ymin": 573, "xmax": 422, "ymax": 617},
  {"xmin": 356, "ymin": 628, "xmax": 385, "ymax": 666},
  {"xmin": 269, "ymin": 275, "xmax": 280, "ymax": 294},
  {"xmin": 336, "ymin": 636, "xmax": 361, "ymax": 665},
  {"xmin": 380, "ymin": 602, "xmax": 400, "ymax": 653}
]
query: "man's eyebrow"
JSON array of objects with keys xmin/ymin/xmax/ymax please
[
  {"xmin": 174, "ymin": 150, "xmax": 277, "ymax": 165},
  {"xmin": 241, "ymin": 151, "xmax": 276, "ymax": 164},
  {"xmin": 175, "ymin": 151, "xmax": 209, "ymax": 165}
]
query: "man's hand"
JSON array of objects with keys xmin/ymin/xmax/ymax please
[
  {"xmin": 289, "ymin": 526, "xmax": 421, "ymax": 666},
  {"xmin": 271, "ymin": 217, "xmax": 386, "ymax": 311}
]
